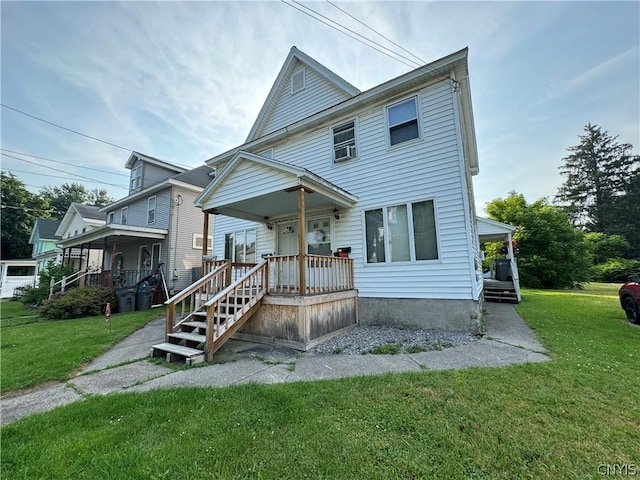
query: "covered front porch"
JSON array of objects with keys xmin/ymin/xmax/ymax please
[
  {"xmin": 477, "ymin": 217, "xmax": 521, "ymax": 303},
  {"xmin": 56, "ymin": 224, "xmax": 169, "ymax": 307},
  {"xmin": 156, "ymin": 152, "xmax": 360, "ymax": 362}
]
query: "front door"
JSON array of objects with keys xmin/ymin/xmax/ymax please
[{"xmin": 276, "ymin": 222, "xmax": 298, "ymax": 288}]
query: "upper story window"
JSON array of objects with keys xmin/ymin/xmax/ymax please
[
  {"xmin": 130, "ymin": 164, "xmax": 143, "ymax": 192},
  {"xmin": 332, "ymin": 120, "xmax": 356, "ymax": 162},
  {"xmin": 108, "ymin": 212, "xmax": 114, "ymax": 224},
  {"xmin": 147, "ymin": 196, "xmax": 156, "ymax": 224},
  {"xmin": 365, "ymin": 199, "xmax": 438, "ymax": 263},
  {"xmin": 121, "ymin": 207, "xmax": 128, "ymax": 225},
  {"xmin": 291, "ymin": 69, "xmax": 305, "ymax": 94},
  {"xmin": 387, "ymin": 97, "xmax": 420, "ymax": 146}
]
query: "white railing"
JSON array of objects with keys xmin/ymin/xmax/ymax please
[{"xmin": 49, "ymin": 269, "xmax": 95, "ymax": 298}]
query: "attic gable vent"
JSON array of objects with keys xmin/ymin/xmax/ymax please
[{"xmin": 291, "ymin": 69, "xmax": 305, "ymax": 94}]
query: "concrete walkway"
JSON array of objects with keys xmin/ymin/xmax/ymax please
[{"xmin": 1, "ymin": 303, "xmax": 548, "ymax": 426}]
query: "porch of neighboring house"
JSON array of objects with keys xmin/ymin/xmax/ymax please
[
  {"xmin": 54, "ymin": 225, "xmax": 170, "ymax": 310},
  {"xmin": 152, "ymin": 152, "xmax": 359, "ymax": 364},
  {"xmin": 477, "ymin": 217, "xmax": 521, "ymax": 304}
]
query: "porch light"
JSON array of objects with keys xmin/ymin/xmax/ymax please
[{"xmin": 333, "ymin": 208, "xmax": 340, "ymax": 220}]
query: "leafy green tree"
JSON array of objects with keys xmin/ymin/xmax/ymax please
[
  {"xmin": 39, "ymin": 183, "xmax": 113, "ymax": 218},
  {"xmin": 584, "ymin": 232, "xmax": 631, "ymax": 264},
  {"xmin": 555, "ymin": 124, "xmax": 639, "ymax": 234},
  {"xmin": 486, "ymin": 192, "xmax": 591, "ymax": 288},
  {"xmin": 0, "ymin": 172, "xmax": 52, "ymax": 259}
]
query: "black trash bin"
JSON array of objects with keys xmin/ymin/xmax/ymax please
[
  {"xmin": 135, "ymin": 283, "xmax": 154, "ymax": 311},
  {"xmin": 495, "ymin": 259, "xmax": 512, "ymax": 281},
  {"xmin": 115, "ymin": 287, "xmax": 136, "ymax": 313}
]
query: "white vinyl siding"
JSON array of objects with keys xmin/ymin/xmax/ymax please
[{"xmin": 260, "ymin": 60, "xmax": 353, "ymax": 138}]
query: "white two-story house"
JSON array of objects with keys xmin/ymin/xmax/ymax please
[{"xmin": 155, "ymin": 47, "xmax": 484, "ymax": 363}]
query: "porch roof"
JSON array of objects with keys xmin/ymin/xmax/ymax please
[
  {"xmin": 57, "ymin": 224, "xmax": 168, "ymax": 249},
  {"xmin": 194, "ymin": 151, "xmax": 358, "ymax": 222},
  {"xmin": 477, "ymin": 216, "xmax": 516, "ymax": 242}
]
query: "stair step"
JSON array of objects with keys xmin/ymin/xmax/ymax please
[
  {"xmin": 151, "ymin": 343, "xmax": 205, "ymax": 365},
  {"xmin": 192, "ymin": 311, "xmax": 231, "ymax": 319},
  {"xmin": 168, "ymin": 332, "xmax": 206, "ymax": 343},
  {"xmin": 182, "ymin": 321, "xmax": 207, "ymax": 329}
]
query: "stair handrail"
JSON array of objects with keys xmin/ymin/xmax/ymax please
[
  {"xmin": 203, "ymin": 260, "xmax": 268, "ymax": 361},
  {"xmin": 164, "ymin": 261, "xmax": 230, "ymax": 338},
  {"xmin": 49, "ymin": 269, "xmax": 93, "ymax": 298}
]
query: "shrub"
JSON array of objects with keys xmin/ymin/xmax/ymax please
[
  {"xmin": 20, "ymin": 261, "xmax": 73, "ymax": 306},
  {"xmin": 39, "ymin": 286, "xmax": 117, "ymax": 320},
  {"xmin": 591, "ymin": 258, "xmax": 640, "ymax": 283}
]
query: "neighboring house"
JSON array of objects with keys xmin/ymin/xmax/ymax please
[
  {"xmin": 155, "ymin": 46, "xmax": 487, "ymax": 363},
  {"xmin": 29, "ymin": 218, "xmax": 62, "ymax": 273},
  {"xmin": 56, "ymin": 152, "xmax": 215, "ymax": 296},
  {"xmin": 0, "ymin": 259, "xmax": 37, "ymax": 299},
  {"xmin": 55, "ymin": 203, "xmax": 106, "ymax": 272}
]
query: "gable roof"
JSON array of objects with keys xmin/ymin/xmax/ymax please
[
  {"xmin": 208, "ymin": 48, "xmax": 478, "ymax": 175},
  {"xmin": 55, "ymin": 203, "xmax": 106, "ymax": 237},
  {"xmin": 194, "ymin": 151, "xmax": 357, "ymax": 221},
  {"xmin": 172, "ymin": 165, "xmax": 217, "ymax": 189},
  {"xmin": 245, "ymin": 46, "xmax": 361, "ymax": 143},
  {"xmin": 125, "ymin": 151, "xmax": 187, "ymax": 173},
  {"xmin": 29, "ymin": 218, "xmax": 61, "ymax": 244}
]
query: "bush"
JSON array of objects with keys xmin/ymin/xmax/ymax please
[
  {"xmin": 20, "ymin": 261, "xmax": 74, "ymax": 306},
  {"xmin": 39, "ymin": 286, "xmax": 117, "ymax": 320},
  {"xmin": 591, "ymin": 258, "xmax": 640, "ymax": 283}
]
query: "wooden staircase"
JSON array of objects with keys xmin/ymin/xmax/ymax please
[
  {"xmin": 483, "ymin": 279, "xmax": 519, "ymax": 303},
  {"xmin": 152, "ymin": 261, "xmax": 267, "ymax": 365}
]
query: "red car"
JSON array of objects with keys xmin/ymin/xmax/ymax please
[{"xmin": 619, "ymin": 274, "xmax": 640, "ymax": 324}]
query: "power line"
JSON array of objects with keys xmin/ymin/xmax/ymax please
[
  {"xmin": 1, "ymin": 149, "xmax": 129, "ymax": 178},
  {"xmin": 1, "ymin": 153, "xmax": 128, "ymax": 190},
  {"xmin": 1, "ymin": 104, "xmax": 135, "ymax": 152},
  {"xmin": 326, "ymin": 0, "xmax": 427, "ymax": 66},
  {"xmin": 282, "ymin": 0, "xmax": 454, "ymax": 88},
  {"xmin": 280, "ymin": 0, "xmax": 418, "ymax": 69}
]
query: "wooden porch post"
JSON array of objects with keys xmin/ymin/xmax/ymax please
[
  {"xmin": 506, "ymin": 233, "xmax": 514, "ymax": 260},
  {"xmin": 298, "ymin": 187, "xmax": 306, "ymax": 295},
  {"xmin": 202, "ymin": 210, "xmax": 209, "ymax": 274},
  {"xmin": 109, "ymin": 237, "xmax": 117, "ymax": 286},
  {"xmin": 101, "ymin": 237, "xmax": 107, "ymax": 286},
  {"xmin": 61, "ymin": 248, "xmax": 66, "ymax": 267}
]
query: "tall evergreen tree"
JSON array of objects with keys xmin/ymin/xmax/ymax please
[{"xmin": 555, "ymin": 124, "xmax": 639, "ymax": 233}]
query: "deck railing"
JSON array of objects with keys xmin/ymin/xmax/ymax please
[
  {"xmin": 164, "ymin": 262, "xmax": 229, "ymax": 335},
  {"xmin": 267, "ymin": 254, "xmax": 354, "ymax": 294}
]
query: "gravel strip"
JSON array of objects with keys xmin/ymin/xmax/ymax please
[{"xmin": 310, "ymin": 325, "xmax": 479, "ymax": 355}]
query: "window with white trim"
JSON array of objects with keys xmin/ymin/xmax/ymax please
[
  {"xmin": 108, "ymin": 212, "xmax": 114, "ymax": 224},
  {"xmin": 365, "ymin": 199, "xmax": 438, "ymax": 263},
  {"xmin": 332, "ymin": 120, "xmax": 356, "ymax": 162},
  {"xmin": 147, "ymin": 196, "xmax": 156, "ymax": 224},
  {"xmin": 291, "ymin": 69, "xmax": 305, "ymax": 94},
  {"xmin": 224, "ymin": 229, "xmax": 256, "ymax": 263},
  {"xmin": 121, "ymin": 207, "xmax": 128, "ymax": 225},
  {"xmin": 130, "ymin": 164, "xmax": 142, "ymax": 192},
  {"xmin": 387, "ymin": 97, "xmax": 420, "ymax": 146},
  {"xmin": 192, "ymin": 233, "xmax": 213, "ymax": 250}
]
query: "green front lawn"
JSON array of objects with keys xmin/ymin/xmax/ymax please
[
  {"xmin": 0, "ymin": 307, "xmax": 161, "ymax": 394},
  {"xmin": 2, "ymin": 287, "xmax": 638, "ymax": 479}
]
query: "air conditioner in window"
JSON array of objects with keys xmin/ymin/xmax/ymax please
[{"xmin": 334, "ymin": 145, "xmax": 356, "ymax": 162}]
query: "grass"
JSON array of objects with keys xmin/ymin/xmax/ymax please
[
  {"xmin": 2, "ymin": 286, "xmax": 639, "ymax": 479},
  {"xmin": 0, "ymin": 299, "xmax": 39, "ymax": 327},
  {"xmin": 0, "ymin": 307, "xmax": 162, "ymax": 394}
]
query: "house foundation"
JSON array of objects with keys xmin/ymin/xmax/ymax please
[{"xmin": 358, "ymin": 297, "xmax": 482, "ymax": 334}]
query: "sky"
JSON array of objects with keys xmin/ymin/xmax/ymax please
[{"xmin": 1, "ymin": 1, "xmax": 638, "ymax": 214}]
